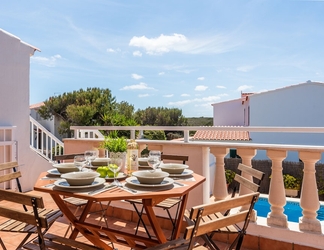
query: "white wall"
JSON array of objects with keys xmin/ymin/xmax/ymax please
[
  {"xmin": 212, "ymin": 98, "xmax": 245, "ymax": 126},
  {"xmin": 249, "ymin": 82, "xmax": 324, "ymax": 162},
  {"xmin": 0, "ymin": 29, "xmax": 52, "ymax": 191}
]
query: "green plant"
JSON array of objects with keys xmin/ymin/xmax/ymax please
[
  {"xmin": 225, "ymin": 169, "xmax": 236, "ymax": 184},
  {"xmin": 283, "ymin": 174, "xmax": 300, "ymax": 190},
  {"xmin": 100, "ymin": 136, "xmax": 127, "ymax": 152}
]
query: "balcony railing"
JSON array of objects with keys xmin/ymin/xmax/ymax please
[{"xmin": 62, "ymin": 125, "xmax": 324, "ymax": 247}]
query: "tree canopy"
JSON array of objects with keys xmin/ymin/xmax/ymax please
[{"xmin": 38, "ymin": 88, "xmax": 188, "ymax": 138}]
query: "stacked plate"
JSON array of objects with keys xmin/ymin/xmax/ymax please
[
  {"xmin": 54, "ymin": 172, "xmax": 105, "ymax": 189},
  {"xmin": 126, "ymin": 171, "xmax": 174, "ymax": 187}
]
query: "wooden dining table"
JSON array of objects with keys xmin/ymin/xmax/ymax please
[{"xmin": 34, "ymin": 171, "xmax": 205, "ymax": 250}]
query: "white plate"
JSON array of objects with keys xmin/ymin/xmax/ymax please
[
  {"xmin": 105, "ymin": 172, "xmax": 127, "ymax": 180},
  {"xmin": 168, "ymin": 169, "xmax": 194, "ymax": 177},
  {"xmin": 126, "ymin": 176, "xmax": 174, "ymax": 187},
  {"xmin": 54, "ymin": 177, "xmax": 105, "ymax": 189},
  {"xmin": 47, "ymin": 168, "xmax": 61, "ymax": 176}
]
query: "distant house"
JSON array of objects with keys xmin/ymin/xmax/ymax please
[
  {"xmin": 30, "ymin": 102, "xmax": 63, "ymax": 141},
  {"xmin": 194, "ymin": 81, "xmax": 324, "ymax": 162}
]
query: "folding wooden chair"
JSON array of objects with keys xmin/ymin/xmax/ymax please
[
  {"xmin": 0, "ymin": 188, "xmax": 102, "ymax": 250},
  {"xmin": 127, "ymin": 154, "xmax": 188, "ymax": 239},
  {"xmin": 0, "ymin": 161, "xmax": 63, "ymax": 249},
  {"xmin": 145, "ymin": 192, "xmax": 260, "ymax": 250}
]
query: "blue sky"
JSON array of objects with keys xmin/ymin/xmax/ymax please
[{"xmin": 1, "ymin": 0, "xmax": 323, "ymax": 117}]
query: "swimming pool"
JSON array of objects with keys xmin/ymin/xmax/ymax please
[{"xmin": 254, "ymin": 196, "xmax": 324, "ymax": 222}]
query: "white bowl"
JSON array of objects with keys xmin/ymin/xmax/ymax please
[
  {"xmin": 53, "ymin": 163, "xmax": 79, "ymax": 173},
  {"xmin": 132, "ymin": 171, "xmax": 169, "ymax": 184},
  {"xmin": 138, "ymin": 157, "xmax": 149, "ymax": 166},
  {"xmin": 159, "ymin": 163, "xmax": 189, "ymax": 174},
  {"xmin": 61, "ymin": 172, "xmax": 100, "ymax": 186},
  {"xmin": 92, "ymin": 158, "xmax": 110, "ymax": 166}
]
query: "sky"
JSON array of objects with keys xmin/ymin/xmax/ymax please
[{"xmin": 1, "ymin": 0, "xmax": 323, "ymax": 117}]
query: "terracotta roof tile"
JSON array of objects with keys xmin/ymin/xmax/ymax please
[{"xmin": 192, "ymin": 130, "xmax": 250, "ymax": 141}]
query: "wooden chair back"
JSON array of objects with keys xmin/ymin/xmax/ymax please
[
  {"xmin": 184, "ymin": 192, "xmax": 260, "ymax": 250},
  {"xmin": 0, "ymin": 189, "xmax": 49, "ymax": 249},
  {"xmin": 234, "ymin": 163, "xmax": 265, "ymax": 193},
  {"xmin": 161, "ymin": 154, "xmax": 189, "ymax": 164},
  {"xmin": 0, "ymin": 161, "xmax": 23, "ymax": 192},
  {"xmin": 53, "ymin": 153, "xmax": 83, "ymax": 163}
]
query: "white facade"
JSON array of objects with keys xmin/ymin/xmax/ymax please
[
  {"xmin": 212, "ymin": 82, "xmax": 324, "ymax": 162},
  {"xmin": 212, "ymin": 98, "xmax": 246, "ymax": 126},
  {"xmin": 0, "ymin": 29, "xmax": 52, "ymax": 191}
]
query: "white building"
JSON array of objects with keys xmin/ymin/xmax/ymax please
[
  {"xmin": 210, "ymin": 81, "xmax": 324, "ymax": 162},
  {"xmin": 0, "ymin": 29, "xmax": 52, "ymax": 191}
]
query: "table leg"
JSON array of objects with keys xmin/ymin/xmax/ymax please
[
  {"xmin": 142, "ymin": 199, "xmax": 167, "ymax": 243},
  {"xmin": 172, "ymin": 194, "xmax": 188, "ymax": 240},
  {"xmin": 50, "ymin": 194, "xmax": 113, "ymax": 250}
]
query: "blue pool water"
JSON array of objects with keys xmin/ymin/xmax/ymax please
[{"xmin": 254, "ymin": 197, "xmax": 324, "ymax": 222}]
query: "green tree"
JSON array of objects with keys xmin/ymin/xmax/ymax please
[{"xmin": 37, "ymin": 88, "xmax": 137, "ymax": 137}]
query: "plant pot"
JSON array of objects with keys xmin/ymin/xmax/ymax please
[{"xmin": 285, "ymin": 189, "xmax": 299, "ymax": 197}]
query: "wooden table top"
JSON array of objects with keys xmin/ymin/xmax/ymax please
[{"xmin": 34, "ymin": 172, "xmax": 205, "ymax": 203}]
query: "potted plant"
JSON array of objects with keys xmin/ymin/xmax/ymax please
[
  {"xmin": 225, "ymin": 169, "xmax": 236, "ymax": 187},
  {"xmin": 283, "ymin": 174, "xmax": 301, "ymax": 197},
  {"xmin": 100, "ymin": 134, "xmax": 128, "ymax": 172}
]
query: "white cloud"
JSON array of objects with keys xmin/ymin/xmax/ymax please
[
  {"xmin": 197, "ymin": 77, "xmax": 205, "ymax": 81},
  {"xmin": 168, "ymin": 94, "xmax": 226, "ymax": 107},
  {"xmin": 195, "ymin": 85, "xmax": 208, "ymax": 91},
  {"xmin": 129, "ymin": 33, "xmax": 241, "ymax": 55},
  {"xmin": 107, "ymin": 48, "xmax": 121, "ymax": 53},
  {"xmin": 216, "ymin": 85, "xmax": 226, "ymax": 89},
  {"xmin": 158, "ymin": 72, "xmax": 165, "ymax": 75},
  {"xmin": 133, "ymin": 50, "xmax": 142, "ymax": 57},
  {"xmin": 120, "ymin": 82, "xmax": 154, "ymax": 90},
  {"xmin": 181, "ymin": 93, "xmax": 190, "ymax": 97},
  {"xmin": 163, "ymin": 94, "xmax": 174, "ymax": 98},
  {"xmin": 31, "ymin": 54, "xmax": 62, "ymax": 67},
  {"xmin": 237, "ymin": 65, "xmax": 255, "ymax": 72},
  {"xmin": 132, "ymin": 73, "xmax": 143, "ymax": 80},
  {"xmin": 237, "ymin": 85, "xmax": 253, "ymax": 92},
  {"xmin": 129, "ymin": 33, "xmax": 187, "ymax": 55},
  {"xmin": 107, "ymin": 48, "xmax": 115, "ymax": 53},
  {"xmin": 138, "ymin": 93, "xmax": 149, "ymax": 97}
]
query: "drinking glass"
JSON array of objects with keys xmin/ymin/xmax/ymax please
[
  {"xmin": 84, "ymin": 150, "xmax": 98, "ymax": 171},
  {"xmin": 74, "ymin": 155, "xmax": 87, "ymax": 172},
  {"xmin": 109, "ymin": 158, "xmax": 122, "ymax": 186},
  {"xmin": 148, "ymin": 150, "xmax": 161, "ymax": 171},
  {"xmin": 147, "ymin": 155, "xmax": 160, "ymax": 172}
]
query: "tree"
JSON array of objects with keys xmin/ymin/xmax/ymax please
[
  {"xmin": 37, "ymin": 88, "xmax": 137, "ymax": 137},
  {"xmin": 134, "ymin": 107, "xmax": 187, "ymax": 126}
]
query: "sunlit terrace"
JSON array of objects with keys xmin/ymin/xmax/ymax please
[{"xmin": 1, "ymin": 124, "xmax": 324, "ymax": 249}]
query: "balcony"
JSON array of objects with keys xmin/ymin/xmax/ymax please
[{"xmin": 2, "ymin": 125, "xmax": 324, "ymax": 249}]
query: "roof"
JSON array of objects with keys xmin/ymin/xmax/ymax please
[
  {"xmin": 192, "ymin": 130, "xmax": 250, "ymax": 141},
  {"xmin": 29, "ymin": 102, "xmax": 44, "ymax": 109}
]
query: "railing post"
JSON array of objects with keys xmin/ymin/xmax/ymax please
[
  {"xmin": 299, "ymin": 151, "xmax": 322, "ymax": 233},
  {"xmin": 210, "ymin": 147, "xmax": 229, "ymax": 201},
  {"xmin": 267, "ymin": 150, "xmax": 288, "ymax": 228},
  {"xmin": 202, "ymin": 146, "xmax": 210, "ymax": 204}
]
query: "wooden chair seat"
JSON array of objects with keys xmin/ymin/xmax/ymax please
[{"xmin": 20, "ymin": 233, "xmax": 102, "ymax": 250}]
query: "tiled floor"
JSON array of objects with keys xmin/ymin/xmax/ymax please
[{"xmin": 0, "ymin": 190, "xmax": 239, "ymax": 250}]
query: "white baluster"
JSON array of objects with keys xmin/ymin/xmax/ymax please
[
  {"xmin": 299, "ymin": 151, "xmax": 322, "ymax": 233},
  {"xmin": 267, "ymin": 150, "xmax": 288, "ymax": 228},
  {"xmin": 210, "ymin": 147, "xmax": 229, "ymax": 201}
]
